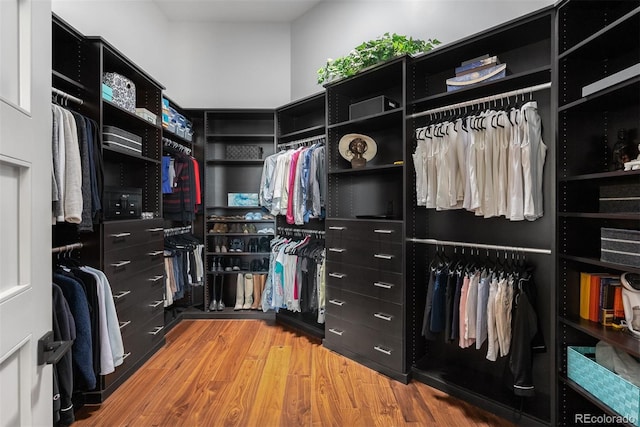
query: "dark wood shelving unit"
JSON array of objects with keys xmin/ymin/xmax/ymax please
[
  {"xmin": 280, "ymin": 124, "xmax": 325, "ymax": 140},
  {"xmin": 103, "ymin": 145, "xmax": 161, "ymax": 164},
  {"xmin": 327, "ymin": 107, "xmax": 404, "ymax": 130},
  {"xmin": 52, "ymin": 70, "xmax": 90, "ymax": 91},
  {"xmin": 558, "ymin": 255, "xmax": 640, "ymax": 274},
  {"xmin": 559, "ymin": 316, "xmax": 640, "ymax": 358},
  {"xmin": 206, "ymin": 159, "xmax": 265, "ymax": 165},
  {"xmin": 328, "ymin": 164, "xmax": 403, "ymax": 175}
]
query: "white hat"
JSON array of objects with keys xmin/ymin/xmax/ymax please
[{"xmin": 338, "ymin": 133, "xmax": 377, "ymax": 162}]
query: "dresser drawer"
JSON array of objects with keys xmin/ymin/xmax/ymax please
[
  {"xmin": 326, "ymin": 285, "xmax": 403, "ymax": 336},
  {"xmin": 104, "ymin": 219, "xmax": 164, "ymax": 254},
  {"xmin": 324, "ymin": 315, "xmax": 404, "ymax": 372},
  {"xmin": 326, "ymin": 261, "xmax": 403, "ymax": 304},
  {"xmin": 104, "ymin": 311, "xmax": 164, "ymax": 388},
  {"xmin": 104, "ymin": 241, "xmax": 164, "ymax": 284},
  {"xmin": 326, "ymin": 219, "xmax": 403, "ymax": 244},
  {"xmin": 326, "ymin": 237, "xmax": 403, "ymax": 273}
]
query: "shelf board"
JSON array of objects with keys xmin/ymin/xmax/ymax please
[
  {"xmin": 328, "ymin": 107, "xmax": 403, "ymax": 129},
  {"xmin": 206, "ymin": 159, "xmax": 264, "ymax": 165},
  {"xmin": 558, "ymin": 7, "xmax": 640, "ymax": 60},
  {"xmin": 560, "ymin": 316, "xmax": 640, "ymax": 358},
  {"xmin": 192, "ymin": 307, "xmax": 275, "ymax": 320},
  {"xmin": 559, "ymin": 254, "xmax": 640, "ymax": 274},
  {"xmin": 103, "ymin": 99, "xmax": 162, "ymax": 129},
  {"xmin": 52, "ymin": 70, "xmax": 89, "ymax": 92},
  {"xmin": 328, "ymin": 217, "xmax": 403, "ymax": 224},
  {"xmin": 163, "ymin": 128, "xmax": 192, "ymax": 144},
  {"xmin": 559, "ymin": 212, "xmax": 640, "ymax": 220},
  {"xmin": 207, "ymin": 219, "xmax": 274, "ymax": 223},
  {"xmin": 207, "ymin": 205, "xmax": 262, "ymax": 210},
  {"xmin": 558, "ymin": 76, "xmax": 639, "ymax": 112},
  {"xmin": 206, "ymin": 252, "xmax": 270, "ymax": 256},
  {"xmin": 559, "ymin": 376, "xmax": 636, "ymax": 427},
  {"xmin": 207, "ymin": 233, "xmax": 273, "ymax": 237},
  {"xmin": 279, "ymin": 125, "xmax": 326, "ymax": 140},
  {"xmin": 559, "ymin": 169, "xmax": 640, "ymax": 181},
  {"xmin": 408, "ymin": 66, "xmax": 552, "ymax": 109},
  {"xmin": 329, "ymin": 164, "xmax": 403, "ymax": 175},
  {"xmin": 206, "ymin": 133, "xmax": 274, "ymax": 139},
  {"xmin": 102, "ymin": 145, "xmax": 160, "ymax": 164}
]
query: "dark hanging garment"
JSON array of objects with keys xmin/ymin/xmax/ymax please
[
  {"xmin": 71, "ymin": 267, "xmax": 101, "ymax": 377},
  {"xmin": 71, "ymin": 112, "xmax": 93, "ymax": 232},
  {"xmin": 84, "ymin": 117, "xmax": 102, "ymax": 220},
  {"xmin": 52, "ymin": 283, "xmax": 76, "ymax": 426}
]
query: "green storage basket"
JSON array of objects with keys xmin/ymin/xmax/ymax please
[{"xmin": 567, "ymin": 346, "xmax": 640, "ymax": 426}]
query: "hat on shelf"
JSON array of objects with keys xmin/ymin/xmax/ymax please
[{"xmin": 338, "ymin": 133, "xmax": 377, "ymax": 162}]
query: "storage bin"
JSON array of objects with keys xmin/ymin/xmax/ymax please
[
  {"xmin": 103, "ymin": 72, "xmax": 136, "ymax": 113},
  {"xmin": 601, "ymin": 228, "xmax": 640, "ymax": 268},
  {"xmin": 225, "ymin": 145, "xmax": 263, "ymax": 160},
  {"xmin": 349, "ymin": 96, "xmax": 399, "ymax": 120},
  {"xmin": 567, "ymin": 346, "xmax": 640, "ymax": 426},
  {"xmin": 600, "ymin": 184, "xmax": 640, "ymax": 213},
  {"xmin": 135, "ymin": 108, "xmax": 157, "ymax": 125},
  {"xmin": 228, "ymin": 193, "xmax": 259, "ymax": 207},
  {"xmin": 103, "ymin": 125, "xmax": 142, "ymax": 155}
]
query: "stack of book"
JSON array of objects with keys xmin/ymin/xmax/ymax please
[
  {"xmin": 446, "ymin": 54, "xmax": 506, "ymax": 92},
  {"xmin": 579, "ymin": 272, "xmax": 624, "ymax": 325}
]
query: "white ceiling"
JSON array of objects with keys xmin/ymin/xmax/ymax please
[{"xmin": 152, "ymin": 0, "xmax": 326, "ymax": 22}]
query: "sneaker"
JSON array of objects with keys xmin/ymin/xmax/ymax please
[
  {"xmin": 217, "ymin": 300, "xmax": 225, "ymax": 311},
  {"xmin": 232, "ymin": 258, "xmax": 241, "ymax": 271}
]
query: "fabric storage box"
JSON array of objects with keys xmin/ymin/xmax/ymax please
[
  {"xmin": 135, "ymin": 108, "xmax": 157, "ymax": 125},
  {"xmin": 103, "ymin": 72, "xmax": 136, "ymax": 113},
  {"xmin": 600, "ymin": 184, "xmax": 640, "ymax": 213},
  {"xmin": 104, "ymin": 187, "xmax": 142, "ymax": 220},
  {"xmin": 601, "ymin": 228, "xmax": 640, "ymax": 268},
  {"xmin": 228, "ymin": 193, "xmax": 259, "ymax": 207},
  {"xmin": 349, "ymin": 96, "xmax": 399, "ymax": 120},
  {"xmin": 446, "ymin": 63, "xmax": 507, "ymax": 92},
  {"xmin": 567, "ymin": 346, "xmax": 640, "ymax": 426},
  {"xmin": 103, "ymin": 125, "xmax": 143, "ymax": 155},
  {"xmin": 225, "ymin": 145, "xmax": 263, "ymax": 160}
]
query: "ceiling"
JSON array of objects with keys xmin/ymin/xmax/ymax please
[{"xmin": 152, "ymin": 0, "xmax": 326, "ymax": 23}]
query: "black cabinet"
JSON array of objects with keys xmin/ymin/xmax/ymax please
[
  {"xmin": 203, "ymin": 110, "xmax": 276, "ymax": 319},
  {"xmin": 556, "ymin": 1, "xmax": 640, "ymax": 425}
]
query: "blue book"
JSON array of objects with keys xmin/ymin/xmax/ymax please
[{"xmin": 455, "ymin": 56, "xmax": 500, "ymax": 75}]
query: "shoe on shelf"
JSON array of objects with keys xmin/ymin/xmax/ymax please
[
  {"xmin": 242, "ymin": 224, "xmax": 250, "ymax": 234},
  {"xmin": 257, "ymin": 227, "xmax": 274, "ymax": 234},
  {"xmin": 224, "ymin": 258, "xmax": 233, "ymax": 272},
  {"xmin": 258, "ymin": 237, "xmax": 271, "ymax": 252},
  {"xmin": 209, "ymin": 299, "xmax": 217, "ymax": 311},
  {"xmin": 217, "ymin": 299, "xmax": 225, "ymax": 311},
  {"xmin": 232, "ymin": 258, "xmax": 241, "ymax": 271}
]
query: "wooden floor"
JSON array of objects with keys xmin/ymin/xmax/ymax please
[{"xmin": 74, "ymin": 320, "xmax": 515, "ymax": 427}]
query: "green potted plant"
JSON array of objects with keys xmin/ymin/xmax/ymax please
[{"xmin": 317, "ymin": 33, "xmax": 441, "ymax": 84}]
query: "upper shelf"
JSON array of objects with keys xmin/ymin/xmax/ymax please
[
  {"xmin": 103, "ymin": 100, "xmax": 162, "ymax": 130},
  {"xmin": 558, "ymin": 78, "xmax": 639, "ymax": 113},
  {"xmin": 328, "ymin": 108, "xmax": 403, "ymax": 131},
  {"xmin": 560, "ymin": 316, "xmax": 640, "ymax": 358},
  {"xmin": 559, "ymin": 169, "xmax": 640, "ymax": 182}
]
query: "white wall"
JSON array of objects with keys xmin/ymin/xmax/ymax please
[
  {"xmin": 291, "ymin": 0, "xmax": 555, "ymax": 99},
  {"xmin": 51, "ymin": 1, "xmax": 291, "ymax": 108}
]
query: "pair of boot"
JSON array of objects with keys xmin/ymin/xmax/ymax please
[
  {"xmin": 233, "ymin": 273, "xmax": 266, "ymax": 310},
  {"xmin": 208, "ymin": 276, "xmax": 225, "ymax": 311}
]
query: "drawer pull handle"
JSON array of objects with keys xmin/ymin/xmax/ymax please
[
  {"xmin": 149, "ymin": 275, "xmax": 164, "ymax": 282},
  {"xmin": 111, "ymin": 260, "xmax": 131, "ymax": 268},
  {"xmin": 122, "ymin": 352, "xmax": 132, "ymax": 360},
  {"xmin": 329, "ymin": 248, "xmax": 345, "ymax": 253},
  {"xmin": 148, "ymin": 326, "xmax": 164, "ymax": 336},
  {"xmin": 147, "ymin": 251, "xmax": 164, "ymax": 256},
  {"xmin": 146, "ymin": 227, "xmax": 164, "ymax": 232},
  {"xmin": 373, "ymin": 282, "xmax": 394, "ymax": 289},
  {"xmin": 110, "ymin": 232, "xmax": 131, "ymax": 238},
  {"xmin": 113, "ymin": 290, "xmax": 131, "ymax": 300},
  {"xmin": 329, "ymin": 299, "xmax": 345, "ymax": 306},
  {"xmin": 328, "ymin": 328, "xmax": 344, "ymax": 336},
  {"xmin": 374, "ymin": 313, "xmax": 393, "ymax": 322},
  {"xmin": 374, "ymin": 345, "xmax": 392, "ymax": 356},
  {"xmin": 374, "ymin": 254, "xmax": 393, "ymax": 260},
  {"xmin": 329, "ymin": 272, "xmax": 346, "ymax": 279},
  {"xmin": 119, "ymin": 320, "xmax": 131, "ymax": 330},
  {"xmin": 149, "ymin": 300, "xmax": 164, "ymax": 308},
  {"xmin": 374, "ymin": 229, "xmax": 394, "ymax": 234},
  {"xmin": 329, "ymin": 226, "xmax": 346, "ymax": 231}
]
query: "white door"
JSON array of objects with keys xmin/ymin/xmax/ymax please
[{"xmin": 0, "ymin": 0, "xmax": 53, "ymax": 425}]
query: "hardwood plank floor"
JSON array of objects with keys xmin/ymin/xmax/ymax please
[{"xmin": 73, "ymin": 320, "xmax": 515, "ymax": 427}]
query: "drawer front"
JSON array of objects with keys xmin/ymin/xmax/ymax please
[
  {"xmin": 326, "ymin": 219, "xmax": 403, "ymax": 244},
  {"xmin": 112, "ymin": 266, "xmax": 164, "ymax": 327},
  {"xmin": 104, "ymin": 219, "xmax": 164, "ymax": 254},
  {"xmin": 104, "ymin": 311, "xmax": 164, "ymax": 388},
  {"xmin": 326, "ymin": 285, "xmax": 403, "ymax": 337},
  {"xmin": 326, "ymin": 237, "xmax": 403, "ymax": 273},
  {"xmin": 324, "ymin": 315, "xmax": 404, "ymax": 372},
  {"xmin": 104, "ymin": 241, "xmax": 164, "ymax": 284},
  {"xmin": 324, "ymin": 314, "xmax": 366, "ymax": 354},
  {"xmin": 326, "ymin": 261, "xmax": 403, "ymax": 303}
]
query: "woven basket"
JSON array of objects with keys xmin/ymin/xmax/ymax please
[
  {"xmin": 567, "ymin": 346, "xmax": 639, "ymax": 425},
  {"xmin": 225, "ymin": 145, "xmax": 263, "ymax": 160}
]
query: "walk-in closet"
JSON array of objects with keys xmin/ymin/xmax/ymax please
[{"xmin": 1, "ymin": 0, "xmax": 638, "ymax": 426}]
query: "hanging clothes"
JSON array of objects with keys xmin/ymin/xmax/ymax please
[
  {"xmin": 413, "ymin": 101, "xmax": 546, "ymax": 221},
  {"xmin": 261, "ymin": 235, "xmax": 325, "ymax": 322},
  {"xmin": 162, "ymin": 145, "xmax": 202, "ymax": 223},
  {"xmin": 163, "ymin": 232, "xmax": 204, "ymax": 305},
  {"xmin": 259, "ymin": 143, "xmax": 326, "ymax": 224}
]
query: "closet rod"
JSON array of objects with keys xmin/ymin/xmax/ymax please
[
  {"xmin": 51, "ymin": 242, "xmax": 83, "ymax": 254},
  {"xmin": 52, "ymin": 87, "xmax": 83, "ymax": 105},
  {"xmin": 407, "ymin": 237, "xmax": 551, "ymax": 255},
  {"xmin": 277, "ymin": 226, "xmax": 325, "ymax": 236},
  {"xmin": 278, "ymin": 134, "xmax": 325, "ymax": 149},
  {"xmin": 163, "ymin": 138, "xmax": 192, "ymax": 155},
  {"xmin": 408, "ymin": 81, "xmax": 551, "ymax": 119}
]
